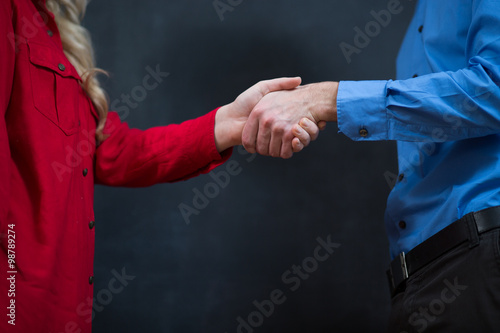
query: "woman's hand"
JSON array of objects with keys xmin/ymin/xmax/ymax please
[{"xmin": 214, "ymin": 78, "xmax": 322, "ymax": 157}]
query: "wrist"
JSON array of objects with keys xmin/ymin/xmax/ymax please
[
  {"xmin": 214, "ymin": 104, "xmax": 243, "ymax": 152},
  {"xmin": 310, "ymin": 81, "xmax": 338, "ymax": 122}
]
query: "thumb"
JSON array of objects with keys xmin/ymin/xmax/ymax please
[{"xmin": 259, "ymin": 77, "xmax": 302, "ymax": 95}]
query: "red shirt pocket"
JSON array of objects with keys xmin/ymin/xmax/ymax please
[{"xmin": 27, "ymin": 41, "xmax": 81, "ymax": 136}]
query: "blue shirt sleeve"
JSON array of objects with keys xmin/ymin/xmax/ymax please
[{"xmin": 337, "ymin": 0, "xmax": 500, "ymax": 142}]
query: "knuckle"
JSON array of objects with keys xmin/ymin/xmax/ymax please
[
  {"xmin": 253, "ymin": 107, "xmax": 264, "ymax": 115},
  {"xmin": 257, "ymin": 81, "xmax": 269, "ymax": 95},
  {"xmin": 262, "ymin": 116, "xmax": 274, "ymax": 128},
  {"xmin": 252, "ymin": 111, "xmax": 264, "ymax": 121},
  {"xmin": 284, "ymin": 130, "xmax": 295, "ymax": 141},
  {"xmin": 272, "ymin": 126, "xmax": 285, "ymax": 136}
]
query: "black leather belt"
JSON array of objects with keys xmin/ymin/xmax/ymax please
[{"xmin": 387, "ymin": 205, "xmax": 500, "ymax": 297}]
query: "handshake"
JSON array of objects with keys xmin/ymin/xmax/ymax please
[{"xmin": 214, "ymin": 77, "xmax": 339, "ymax": 158}]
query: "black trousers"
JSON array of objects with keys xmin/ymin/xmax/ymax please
[{"xmin": 388, "ymin": 228, "xmax": 500, "ymax": 332}]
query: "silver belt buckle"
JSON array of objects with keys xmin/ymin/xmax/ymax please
[
  {"xmin": 389, "ymin": 252, "xmax": 409, "ymax": 293},
  {"xmin": 398, "ymin": 252, "xmax": 409, "ymax": 280}
]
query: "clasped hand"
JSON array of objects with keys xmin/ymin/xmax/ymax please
[{"xmin": 215, "ymin": 77, "xmax": 336, "ymax": 158}]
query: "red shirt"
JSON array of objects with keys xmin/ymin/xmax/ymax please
[{"xmin": 0, "ymin": 1, "xmax": 231, "ymax": 332}]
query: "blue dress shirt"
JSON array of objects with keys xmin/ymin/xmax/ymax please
[{"xmin": 336, "ymin": 0, "xmax": 500, "ymax": 258}]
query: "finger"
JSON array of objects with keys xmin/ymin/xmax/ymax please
[
  {"xmin": 280, "ymin": 134, "xmax": 294, "ymax": 159},
  {"xmin": 292, "ymin": 137, "xmax": 304, "ymax": 153},
  {"xmin": 255, "ymin": 118, "xmax": 272, "ymax": 155},
  {"xmin": 269, "ymin": 127, "xmax": 284, "ymax": 158},
  {"xmin": 318, "ymin": 121, "xmax": 327, "ymax": 131},
  {"xmin": 292, "ymin": 124, "xmax": 311, "ymax": 147},
  {"xmin": 241, "ymin": 111, "xmax": 260, "ymax": 153},
  {"xmin": 243, "ymin": 77, "xmax": 302, "ymax": 154},
  {"xmin": 258, "ymin": 77, "xmax": 302, "ymax": 96},
  {"xmin": 298, "ymin": 118, "xmax": 320, "ymax": 141}
]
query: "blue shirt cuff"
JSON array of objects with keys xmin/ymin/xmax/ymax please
[{"xmin": 337, "ymin": 80, "xmax": 389, "ymax": 141}]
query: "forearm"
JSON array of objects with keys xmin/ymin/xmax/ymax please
[
  {"xmin": 337, "ymin": 0, "xmax": 500, "ymax": 142},
  {"xmin": 95, "ymin": 110, "xmax": 231, "ymax": 187},
  {"xmin": 337, "ymin": 63, "xmax": 500, "ymax": 142}
]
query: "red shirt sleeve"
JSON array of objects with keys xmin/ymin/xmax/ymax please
[
  {"xmin": 0, "ymin": 1, "xmax": 15, "ymax": 222},
  {"xmin": 94, "ymin": 108, "xmax": 233, "ymax": 187}
]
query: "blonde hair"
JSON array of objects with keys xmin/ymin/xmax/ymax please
[{"xmin": 46, "ymin": 0, "xmax": 109, "ymax": 143}]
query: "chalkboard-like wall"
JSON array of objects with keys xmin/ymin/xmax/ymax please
[{"xmin": 84, "ymin": 0, "xmax": 416, "ymax": 332}]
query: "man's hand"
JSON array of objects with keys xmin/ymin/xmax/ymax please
[
  {"xmin": 214, "ymin": 77, "xmax": 322, "ymax": 155},
  {"xmin": 241, "ymin": 82, "xmax": 339, "ymax": 158}
]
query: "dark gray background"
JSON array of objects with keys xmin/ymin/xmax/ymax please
[{"xmin": 84, "ymin": 0, "xmax": 416, "ymax": 332}]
